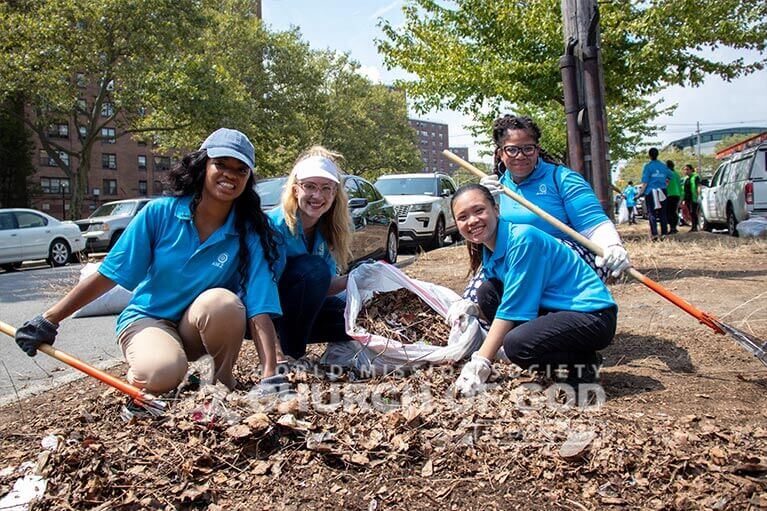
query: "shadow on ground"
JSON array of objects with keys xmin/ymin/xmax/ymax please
[{"xmin": 604, "ymin": 333, "xmax": 695, "ymax": 374}]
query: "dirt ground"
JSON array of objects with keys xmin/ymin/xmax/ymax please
[{"xmin": 1, "ymin": 225, "xmax": 766, "ymax": 510}]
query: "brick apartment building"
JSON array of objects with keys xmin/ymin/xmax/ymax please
[
  {"xmin": 408, "ymin": 118, "xmax": 468, "ymax": 176},
  {"xmin": 30, "ymin": 94, "xmax": 176, "ymax": 220}
]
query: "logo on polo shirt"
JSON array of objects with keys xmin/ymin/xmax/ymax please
[
  {"xmin": 212, "ymin": 252, "xmax": 229, "ymax": 269},
  {"xmin": 537, "ymin": 184, "xmax": 548, "ymax": 195},
  {"xmin": 317, "ymin": 243, "xmax": 326, "ymax": 256}
]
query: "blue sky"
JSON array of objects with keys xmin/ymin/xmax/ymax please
[{"xmin": 263, "ymin": 1, "xmax": 767, "ymax": 162}]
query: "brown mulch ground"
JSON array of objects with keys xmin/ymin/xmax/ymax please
[{"xmin": 1, "ymin": 225, "xmax": 766, "ymax": 510}]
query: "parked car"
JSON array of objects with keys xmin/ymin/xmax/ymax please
[
  {"xmin": 700, "ymin": 142, "xmax": 767, "ymax": 235},
  {"xmin": 373, "ymin": 173, "xmax": 458, "ymax": 249},
  {"xmin": 0, "ymin": 208, "xmax": 85, "ymax": 270},
  {"xmin": 254, "ymin": 174, "xmax": 399, "ymax": 265},
  {"xmin": 75, "ymin": 198, "xmax": 152, "ymax": 252}
]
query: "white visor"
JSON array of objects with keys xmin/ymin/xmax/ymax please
[{"xmin": 292, "ymin": 156, "xmax": 341, "ymax": 184}]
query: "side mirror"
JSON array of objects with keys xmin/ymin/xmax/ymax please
[
  {"xmin": 440, "ymin": 189, "xmax": 451, "ymax": 197},
  {"xmin": 701, "ymin": 179, "xmax": 710, "ymax": 187},
  {"xmin": 348, "ymin": 197, "xmax": 368, "ymax": 209}
]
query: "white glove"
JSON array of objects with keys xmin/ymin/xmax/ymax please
[
  {"xmin": 480, "ymin": 174, "xmax": 502, "ymax": 194},
  {"xmin": 595, "ymin": 244, "xmax": 630, "ymax": 277},
  {"xmin": 350, "ymin": 261, "xmax": 378, "ymax": 282},
  {"xmin": 446, "ymin": 299, "xmax": 479, "ymax": 332},
  {"xmin": 454, "ymin": 352, "xmax": 492, "ymax": 397}
]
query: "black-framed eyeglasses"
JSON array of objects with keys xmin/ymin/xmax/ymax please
[{"xmin": 500, "ymin": 144, "xmax": 538, "ymax": 158}]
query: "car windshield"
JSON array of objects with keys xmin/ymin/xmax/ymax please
[
  {"xmin": 374, "ymin": 178, "xmax": 435, "ymax": 196},
  {"xmin": 90, "ymin": 202, "xmax": 137, "ymax": 217},
  {"xmin": 254, "ymin": 177, "xmax": 288, "ymax": 208}
]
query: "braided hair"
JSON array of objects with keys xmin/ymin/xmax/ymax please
[
  {"xmin": 491, "ymin": 115, "xmax": 562, "ymax": 177},
  {"xmin": 164, "ymin": 150, "xmax": 281, "ymax": 293}
]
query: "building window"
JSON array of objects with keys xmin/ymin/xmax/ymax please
[
  {"xmin": 48, "ymin": 123, "xmax": 69, "ymax": 139},
  {"xmin": 39, "ymin": 150, "xmax": 69, "ymax": 166},
  {"xmin": 137, "ymin": 140, "xmax": 147, "ymax": 146},
  {"xmin": 137, "ymin": 155, "xmax": 147, "ymax": 170},
  {"xmin": 101, "ymin": 127, "xmax": 116, "ymax": 144},
  {"xmin": 103, "ymin": 179, "xmax": 117, "ymax": 196},
  {"xmin": 78, "ymin": 126, "xmax": 87, "ymax": 139},
  {"xmin": 138, "ymin": 180, "xmax": 147, "ymax": 196},
  {"xmin": 101, "ymin": 153, "xmax": 117, "ymax": 169},
  {"xmin": 100, "ymin": 102, "xmax": 114, "ymax": 117},
  {"xmin": 154, "ymin": 156, "xmax": 171, "ymax": 172},
  {"xmin": 76, "ymin": 72, "xmax": 87, "ymax": 88},
  {"xmin": 76, "ymin": 98, "xmax": 87, "ymax": 112},
  {"xmin": 40, "ymin": 177, "xmax": 71, "ymax": 194}
]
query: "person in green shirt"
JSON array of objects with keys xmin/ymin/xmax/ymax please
[
  {"xmin": 665, "ymin": 160, "xmax": 682, "ymax": 234},
  {"xmin": 682, "ymin": 164, "xmax": 701, "ymax": 231}
]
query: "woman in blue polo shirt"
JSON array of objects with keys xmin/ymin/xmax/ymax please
[
  {"xmin": 464, "ymin": 115, "xmax": 629, "ymax": 304},
  {"xmin": 450, "ymin": 184, "xmax": 617, "ymax": 397},
  {"xmin": 14, "ymin": 128, "xmax": 286, "ymax": 411},
  {"xmin": 268, "ymin": 146, "xmax": 353, "ymax": 364}
]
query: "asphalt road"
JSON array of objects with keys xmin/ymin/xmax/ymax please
[{"xmin": 0, "ymin": 263, "xmax": 120, "ymax": 406}]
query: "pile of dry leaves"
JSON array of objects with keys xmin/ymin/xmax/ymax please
[
  {"xmin": 357, "ymin": 288, "xmax": 451, "ymax": 346},
  {"xmin": 1, "ymin": 345, "xmax": 766, "ymax": 510}
]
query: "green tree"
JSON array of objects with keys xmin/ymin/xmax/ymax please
[
  {"xmin": 0, "ymin": 0, "xmax": 220, "ymax": 218},
  {"xmin": 618, "ymin": 147, "xmax": 718, "ymax": 186},
  {"xmin": 714, "ymin": 133, "xmax": 762, "ymax": 153},
  {"xmin": 377, "ymin": 0, "xmax": 767, "ymax": 163},
  {"xmin": 0, "ymin": 95, "xmax": 35, "ymax": 208}
]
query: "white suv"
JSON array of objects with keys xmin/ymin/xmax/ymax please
[
  {"xmin": 700, "ymin": 142, "xmax": 767, "ymax": 235},
  {"xmin": 75, "ymin": 198, "xmax": 152, "ymax": 252},
  {"xmin": 374, "ymin": 173, "xmax": 458, "ymax": 249}
]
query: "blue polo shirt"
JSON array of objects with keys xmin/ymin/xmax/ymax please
[
  {"xmin": 268, "ymin": 206, "xmax": 337, "ymax": 278},
  {"xmin": 641, "ymin": 160, "xmax": 673, "ymax": 195},
  {"xmin": 482, "ymin": 222, "xmax": 615, "ymax": 322},
  {"xmin": 623, "ymin": 185, "xmax": 637, "ymax": 207},
  {"xmin": 498, "ymin": 158, "xmax": 608, "ymax": 240},
  {"xmin": 99, "ymin": 196, "xmax": 282, "ymax": 334}
]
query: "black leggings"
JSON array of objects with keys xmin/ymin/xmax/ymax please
[{"xmin": 477, "ymin": 279, "xmax": 616, "ymax": 374}]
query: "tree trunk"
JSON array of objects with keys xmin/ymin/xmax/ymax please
[{"xmin": 70, "ymin": 156, "xmax": 90, "ymax": 220}]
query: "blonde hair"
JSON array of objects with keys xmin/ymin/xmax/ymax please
[{"xmin": 281, "ymin": 146, "xmax": 353, "ymax": 272}]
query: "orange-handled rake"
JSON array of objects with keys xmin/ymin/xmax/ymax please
[
  {"xmin": 442, "ymin": 150, "xmax": 767, "ymax": 368},
  {"xmin": 0, "ymin": 320, "xmax": 167, "ymax": 414}
]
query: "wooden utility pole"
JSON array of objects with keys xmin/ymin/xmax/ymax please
[{"xmin": 560, "ymin": 0, "xmax": 612, "ymax": 217}]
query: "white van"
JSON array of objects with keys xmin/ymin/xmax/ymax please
[{"xmin": 700, "ymin": 142, "xmax": 767, "ymax": 235}]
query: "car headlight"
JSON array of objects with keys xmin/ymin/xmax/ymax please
[
  {"xmin": 410, "ymin": 203, "xmax": 433, "ymax": 212},
  {"xmin": 88, "ymin": 223, "xmax": 109, "ymax": 232}
]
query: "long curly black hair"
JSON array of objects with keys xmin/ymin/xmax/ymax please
[
  {"xmin": 164, "ymin": 150, "xmax": 280, "ymax": 291},
  {"xmin": 491, "ymin": 115, "xmax": 562, "ymax": 176}
]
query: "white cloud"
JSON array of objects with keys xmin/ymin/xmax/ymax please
[
  {"xmin": 357, "ymin": 65, "xmax": 382, "ymax": 83},
  {"xmin": 369, "ymin": 0, "xmax": 402, "ymax": 21}
]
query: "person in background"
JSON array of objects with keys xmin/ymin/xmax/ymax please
[
  {"xmin": 665, "ymin": 160, "xmax": 682, "ymax": 234},
  {"xmin": 640, "ymin": 148, "xmax": 674, "ymax": 240},
  {"xmin": 465, "ymin": 115, "xmax": 629, "ymax": 309},
  {"xmin": 623, "ymin": 181, "xmax": 638, "ymax": 225},
  {"xmin": 268, "ymin": 146, "xmax": 352, "ymax": 368},
  {"xmin": 450, "ymin": 184, "xmax": 617, "ymax": 399},
  {"xmin": 682, "ymin": 164, "xmax": 701, "ymax": 232},
  {"xmin": 14, "ymin": 128, "xmax": 286, "ymax": 416}
]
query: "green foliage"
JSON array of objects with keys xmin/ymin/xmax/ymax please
[
  {"xmin": 714, "ymin": 133, "xmax": 762, "ymax": 153},
  {"xmin": 377, "ymin": 0, "xmax": 767, "ymax": 163},
  {"xmin": 0, "ymin": 0, "xmax": 420, "ymax": 216},
  {"xmin": 0, "ymin": 95, "xmax": 35, "ymax": 208},
  {"xmin": 618, "ymin": 147, "xmax": 719, "ymax": 185}
]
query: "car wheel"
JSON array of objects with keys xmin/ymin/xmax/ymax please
[
  {"xmin": 48, "ymin": 239, "xmax": 71, "ymax": 267},
  {"xmin": 430, "ymin": 216, "xmax": 446, "ymax": 249},
  {"xmin": 726, "ymin": 207, "xmax": 738, "ymax": 237},
  {"xmin": 1, "ymin": 262, "xmax": 22, "ymax": 272},
  {"xmin": 699, "ymin": 212, "xmax": 712, "ymax": 232},
  {"xmin": 385, "ymin": 228, "xmax": 398, "ymax": 264}
]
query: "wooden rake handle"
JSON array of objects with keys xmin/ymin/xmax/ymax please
[
  {"xmin": 0, "ymin": 319, "xmax": 166, "ymax": 410},
  {"xmin": 442, "ymin": 150, "xmax": 725, "ymax": 334}
]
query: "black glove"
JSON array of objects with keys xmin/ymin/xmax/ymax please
[{"xmin": 15, "ymin": 314, "xmax": 58, "ymax": 357}]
